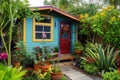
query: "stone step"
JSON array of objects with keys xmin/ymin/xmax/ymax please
[{"xmin": 61, "ymin": 66, "xmax": 93, "ymax": 80}]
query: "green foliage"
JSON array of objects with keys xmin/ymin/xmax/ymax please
[
  {"xmin": 0, "ymin": 0, "xmax": 40, "ymax": 65},
  {"xmin": 0, "ymin": 63, "xmax": 26, "ymax": 80},
  {"xmin": 52, "ymin": 63, "xmax": 61, "ymax": 73},
  {"xmin": 102, "ymin": 69, "xmax": 120, "ymax": 80},
  {"xmin": 32, "ymin": 46, "xmax": 42, "ymax": 54},
  {"xmin": 15, "ymin": 40, "xmax": 26, "ymax": 55},
  {"xmin": 0, "ymin": 70, "xmax": 4, "ymax": 80},
  {"xmin": 80, "ymin": 60, "xmax": 99, "ymax": 74},
  {"xmin": 44, "ymin": 0, "xmax": 101, "ymax": 16},
  {"xmin": 23, "ymin": 70, "xmax": 40, "ymax": 80},
  {"xmin": 60, "ymin": 75, "xmax": 67, "ymax": 80},
  {"xmin": 104, "ymin": 0, "xmax": 120, "ymax": 8},
  {"xmin": 80, "ymin": 6, "xmax": 120, "ymax": 46},
  {"xmin": 84, "ymin": 63, "xmax": 99, "ymax": 74},
  {"xmin": 81, "ymin": 43, "xmax": 118, "ymax": 71},
  {"xmin": 74, "ymin": 42, "xmax": 84, "ymax": 50},
  {"xmin": 53, "ymin": 46, "xmax": 59, "ymax": 53},
  {"xmin": 21, "ymin": 54, "xmax": 34, "ymax": 68},
  {"xmin": 36, "ymin": 70, "xmax": 50, "ymax": 80}
]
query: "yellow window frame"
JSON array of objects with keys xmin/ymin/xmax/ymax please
[{"xmin": 32, "ymin": 15, "xmax": 54, "ymax": 42}]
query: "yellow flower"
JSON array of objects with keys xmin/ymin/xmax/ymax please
[
  {"xmin": 80, "ymin": 14, "xmax": 83, "ymax": 19},
  {"xmin": 100, "ymin": 12, "xmax": 106, "ymax": 17},
  {"xmin": 111, "ymin": 16, "xmax": 116, "ymax": 21},
  {"xmin": 84, "ymin": 13, "xmax": 89, "ymax": 18},
  {"xmin": 39, "ymin": 72, "xmax": 47, "ymax": 79}
]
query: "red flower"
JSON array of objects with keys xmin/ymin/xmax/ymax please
[{"xmin": 17, "ymin": 48, "xmax": 20, "ymax": 51}]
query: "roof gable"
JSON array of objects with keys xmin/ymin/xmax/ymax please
[{"xmin": 31, "ymin": 6, "xmax": 80, "ymax": 22}]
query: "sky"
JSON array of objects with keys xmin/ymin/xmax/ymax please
[
  {"xmin": 28, "ymin": 0, "xmax": 44, "ymax": 7},
  {"xmin": 28, "ymin": 0, "xmax": 51, "ymax": 7}
]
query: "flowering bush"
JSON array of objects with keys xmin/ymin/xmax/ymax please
[
  {"xmin": 0, "ymin": 52, "xmax": 8, "ymax": 65},
  {"xmin": 33, "ymin": 46, "xmax": 42, "ymax": 54},
  {"xmin": 0, "ymin": 52, "xmax": 8, "ymax": 60},
  {"xmin": 15, "ymin": 40, "xmax": 26, "ymax": 55},
  {"xmin": 80, "ymin": 6, "xmax": 120, "ymax": 47}
]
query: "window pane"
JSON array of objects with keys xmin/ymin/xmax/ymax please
[
  {"xmin": 35, "ymin": 16, "xmax": 51, "ymax": 23},
  {"xmin": 44, "ymin": 26, "xmax": 50, "ymax": 32},
  {"xmin": 35, "ymin": 25, "xmax": 43, "ymax": 31},
  {"xmin": 35, "ymin": 33, "xmax": 42, "ymax": 39},
  {"xmin": 62, "ymin": 26, "xmax": 69, "ymax": 39},
  {"xmin": 46, "ymin": 33, "xmax": 50, "ymax": 39}
]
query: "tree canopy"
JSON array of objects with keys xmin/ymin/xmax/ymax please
[{"xmin": 0, "ymin": 0, "xmax": 39, "ymax": 65}]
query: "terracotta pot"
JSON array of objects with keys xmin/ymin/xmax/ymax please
[
  {"xmin": 74, "ymin": 50, "xmax": 82, "ymax": 56},
  {"xmin": 51, "ymin": 72, "xmax": 62, "ymax": 80},
  {"xmin": 34, "ymin": 64, "xmax": 40, "ymax": 71},
  {"xmin": 40, "ymin": 64, "xmax": 51, "ymax": 73},
  {"xmin": 13, "ymin": 61, "xmax": 20, "ymax": 68}
]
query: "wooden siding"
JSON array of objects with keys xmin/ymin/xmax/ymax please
[{"xmin": 24, "ymin": 14, "xmax": 76, "ymax": 53}]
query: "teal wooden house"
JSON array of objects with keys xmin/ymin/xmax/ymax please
[{"xmin": 23, "ymin": 6, "xmax": 79, "ymax": 54}]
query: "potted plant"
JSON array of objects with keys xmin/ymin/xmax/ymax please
[
  {"xmin": 33, "ymin": 46, "xmax": 42, "ymax": 60},
  {"xmin": 21, "ymin": 54, "xmax": 34, "ymax": 69},
  {"xmin": 74, "ymin": 41, "xmax": 84, "ymax": 56},
  {"xmin": 34, "ymin": 47, "xmax": 51, "ymax": 73},
  {"xmin": 51, "ymin": 46, "xmax": 59, "ymax": 58},
  {"xmin": 51, "ymin": 63, "xmax": 62, "ymax": 80}
]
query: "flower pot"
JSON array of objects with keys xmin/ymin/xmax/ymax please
[
  {"xmin": 40, "ymin": 64, "xmax": 51, "ymax": 73},
  {"xmin": 34, "ymin": 64, "xmax": 40, "ymax": 71},
  {"xmin": 74, "ymin": 50, "xmax": 82, "ymax": 56},
  {"xmin": 51, "ymin": 72, "xmax": 62, "ymax": 80},
  {"xmin": 13, "ymin": 61, "xmax": 20, "ymax": 68}
]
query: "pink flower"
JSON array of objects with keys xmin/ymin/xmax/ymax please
[
  {"xmin": 42, "ymin": 32, "xmax": 46, "ymax": 38},
  {"xmin": 36, "ymin": 46, "xmax": 40, "ymax": 49},
  {"xmin": 0, "ymin": 52, "xmax": 8, "ymax": 59}
]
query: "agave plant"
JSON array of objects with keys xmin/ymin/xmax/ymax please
[{"xmin": 81, "ymin": 43, "xmax": 118, "ymax": 71}]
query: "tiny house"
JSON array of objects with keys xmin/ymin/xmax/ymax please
[{"xmin": 23, "ymin": 6, "xmax": 79, "ymax": 54}]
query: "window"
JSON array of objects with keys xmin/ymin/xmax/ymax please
[{"xmin": 33, "ymin": 15, "xmax": 53, "ymax": 42}]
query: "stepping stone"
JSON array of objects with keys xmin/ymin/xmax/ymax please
[{"xmin": 61, "ymin": 66, "xmax": 93, "ymax": 80}]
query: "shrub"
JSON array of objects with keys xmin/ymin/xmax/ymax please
[
  {"xmin": 81, "ymin": 43, "xmax": 118, "ymax": 71},
  {"xmin": 102, "ymin": 68, "xmax": 120, "ymax": 80},
  {"xmin": 80, "ymin": 60, "xmax": 99, "ymax": 74},
  {"xmin": 0, "ymin": 63, "xmax": 26, "ymax": 80}
]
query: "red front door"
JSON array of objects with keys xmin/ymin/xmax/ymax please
[{"xmin": 60, "ymin": 22, "xmax": 71, "ymax": 54}]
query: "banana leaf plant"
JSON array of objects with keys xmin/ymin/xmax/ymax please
[{"xmin": 81, "ymin": 43, "xmax": 118, "ymax": 71}]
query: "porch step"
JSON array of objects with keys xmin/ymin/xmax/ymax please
[{"xmin": 50, "ymin": 54, "xmax": 74, "ymax": 61}]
